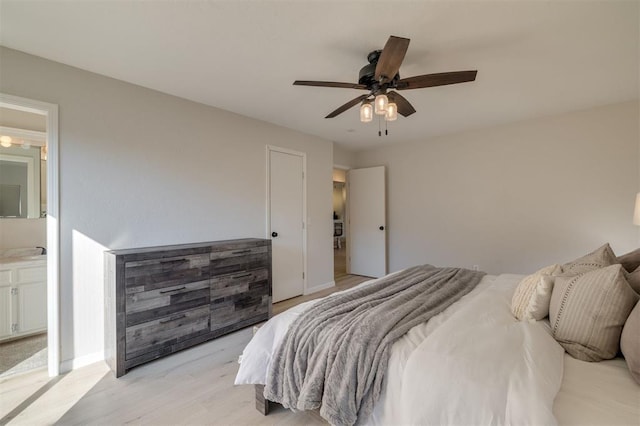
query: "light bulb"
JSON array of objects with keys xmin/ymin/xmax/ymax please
[
  {"xmin": 0, "ymin": 135, "xmax": 11, "ymax": 148},
  {"xmin": 360, "ymin": 103, "xmax": 373, "ymax": 123},
  {"xmin": 385, "ymin": 103, "xmax": 398, "ymax": 121},
  {"xmin": 374, "ymin": 94, "xmax": 388, "ymax": 115}
]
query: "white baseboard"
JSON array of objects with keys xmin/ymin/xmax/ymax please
[
  {"xmin": 304, "ymin": 280, "xmax": 335, "ymax": 295},
  {"xmin": 60, "ymin": 351, "xmax": 104, "ymax": 373}
]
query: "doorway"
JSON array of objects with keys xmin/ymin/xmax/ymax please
[
  {"xmin": 0, "ymin": 93, "xmax": 59, "ymax": 377},
  {"xmin": 267, "ymin": 146, "xmax": 306, "ymax": 303},
  {"xmin": 333, "ymin": 168, "xmax": 348, "ymax": 279}
]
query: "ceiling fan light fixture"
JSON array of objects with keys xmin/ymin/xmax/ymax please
[
  {"xmin": 360, "ymin": 102, "xmax": 373, "ymax": 123},
  {"xmin": 292, "ymin": 35, "xmax": 477, "ymax": 134},
  {"xmin": 0, "ymin": 135, "xmax": 12, "ymax": 148},
  {"xmin": 374, "ymin": 94, "xmax": 388, "ymax": 115},
  {"xmin": 385, "ymin": 103, "xmax": 398, "ymax": 121}
]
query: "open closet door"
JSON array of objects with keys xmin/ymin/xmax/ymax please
[{"xmin": 348, "ymin": 166, "xmax": 386, "ymax": 278}]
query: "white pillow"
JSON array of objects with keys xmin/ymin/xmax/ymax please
[
  {"xmin": 511, "ymin": 264, "xmax": 561, "ymax": 321},
  {"xmin": 523, "ymin": 275, "xmax": 555, "ymax": 322}
]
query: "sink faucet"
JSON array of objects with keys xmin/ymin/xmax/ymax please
[{"xmin": 36, "ymin": 246, "xmax": 47, "ymax": 255}]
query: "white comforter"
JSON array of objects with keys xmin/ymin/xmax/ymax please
[{"xmin": 235, "ymin": 273, "xmax": 565, "ymax": 425}]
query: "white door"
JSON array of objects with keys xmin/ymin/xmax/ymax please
[
  {"xmin": 269, "ymin": 148, "xmax": 305, "ymax": 303},
  {"xmin": 348, "ymin": 166, "xmax": 386, "ymax": 278}
]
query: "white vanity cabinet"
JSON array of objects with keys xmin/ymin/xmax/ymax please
[{"xmin": 0, "ymin": 257, "xmax": 47, "ymax": 342}]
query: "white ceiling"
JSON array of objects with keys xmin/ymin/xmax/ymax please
[{"xmin": 0, "ymin": 1, "xmax": 638, "ymax": 151}]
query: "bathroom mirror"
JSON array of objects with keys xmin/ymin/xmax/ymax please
[
  {"xmin": 0, "ymin": 107, "xmax": 47, "ymax": 219},
  {"xmin": 0, "ymin": 146, "xmax": 43, "ymax": 218}
]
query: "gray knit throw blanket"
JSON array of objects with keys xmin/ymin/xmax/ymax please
[{"xmin": 264, "ymin": 264, "xmax": 486, "ymax": 426}]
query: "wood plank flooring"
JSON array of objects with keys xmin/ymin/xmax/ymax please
[
  {"xmin": 334, "ymin": 246, "xmax": 347, "ymax": 279},
  {"xmin": 0, "ymin": 274, "xmax": 371, "ymax": 426},
  {"xmin": 272, "ymin": 273, "xmax": 370, "ymax": 316}
]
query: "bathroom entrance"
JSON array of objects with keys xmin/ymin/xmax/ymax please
[{"xmin": 0, "ymin": 96, "xmax": 55, "ymax": 378}]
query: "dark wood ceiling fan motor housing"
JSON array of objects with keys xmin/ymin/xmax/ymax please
[
  {"xmin": 293, "ymin": 35, "xmax": 478, "ymax": 119},
  {"xmin": 358, "ymin": 50, "xmax": 400, "ymax": 90}
]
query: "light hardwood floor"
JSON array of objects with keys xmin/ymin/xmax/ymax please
[
  {"xmin": 334, "ymin": 245, "xmax": 347, "ymax": 279},
  {"xmin": 0, "ymin": 274, "xmax": 371, "ymax": 426},
  {"xmin": 272, "ymin": 273, "xmax": 369, "ymax": 316}
]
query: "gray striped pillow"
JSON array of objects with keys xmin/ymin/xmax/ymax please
[
  {"xmin": 561, "ymin": 243, "xmax": 617, "ymax": 275},
  {"xmin": 549, "ymin": 264, "xmax": 639, "ymax": 361}
]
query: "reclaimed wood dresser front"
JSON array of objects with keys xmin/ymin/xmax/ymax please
[{"xmin": 104, "ymin": 238, "xmax": 271, "ymax": 377}]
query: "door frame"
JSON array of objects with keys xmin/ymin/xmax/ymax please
[
  {"xmin": 333, "ymin": 164, "xmax": 350, "ymax": 275},
  {"xmin": 265, "ymin": 145, "xmax": 308, "ymax": 294},
  {"xmin": 0, "ymin": 92, "xmax": 60, "ymax": 376}
]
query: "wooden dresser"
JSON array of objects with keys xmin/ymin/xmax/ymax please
[{"xmin": 104, "ymin": 238, "xmax": 271, "ymax": 377}]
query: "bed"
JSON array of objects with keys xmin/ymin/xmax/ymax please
[{"xmin": 235, "ymin": 245, "xmax": 640, "ymax": 426}]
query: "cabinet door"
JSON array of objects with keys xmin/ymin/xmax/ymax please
[
  {"xmin": 17, "ymin": 282, "xmax": 47, "ymax": 334},
  {"xmin": 0, "ymin": 284, "xmax": 13, "ymax": 339}
]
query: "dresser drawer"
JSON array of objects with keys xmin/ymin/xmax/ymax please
[
  {"xmin": 210, "ymin": 291, "xmax": 270, "ymax": 333},
  {"xmin": 17, "ymin": 265, "xmax": 47, "ymax": 283},
  {"xmin": 0, "ymin": 263, "xmax": 47, "ymax": 285},
  {"xmin": 125, "ymin": 253, "xmax": 209, "ymax": 293},
  {"xmin": 125, "ymin": 279, "xmax": 210, "ymax": 327},
  {"xmin": 0, "ymin": 269, "xmax": 11, "ymax": 285},
  {"xmin": 210, "ymin": 245, "xmax": 269, "ymax": 275},
  {"xmin": 125, "ymin": 306, "xmax": 210, "ymax": 360},
  {"xmin": 210, "ymin": 268, "xmax": 269, "ymax": 299},
  {"xmin": 210, "ymin": 295, "xmax": 270, "ymax": 333}
]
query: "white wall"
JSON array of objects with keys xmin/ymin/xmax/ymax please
[
  {"xmin": 0, "ymin": 47, "xmax": 334, "ymax": 367},
  {"xmin": 0, "ymin": 218, "xmax": 46, "ymax": 249},
  {"xmin": 355, "ymin": 101, "xmax": 639, "ymax": 275},
  {"xmin": 333, "ymin": 144, "xmax": 355, "ymax": 168}
]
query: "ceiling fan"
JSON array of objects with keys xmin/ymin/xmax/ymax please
[{"xmin": 293, "ymin": 35, "xmax": 477, "ymax": 124}]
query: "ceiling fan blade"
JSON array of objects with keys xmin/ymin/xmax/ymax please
[
  {"xmin": 387, "ymin": 91, "xmax": 416, "ymax": 117},
  {"xmin": 396, "ymin": 70, "xmax": 477, "ymax": 90},
  {"xmin": 375, "ymin": 36, "xmax": 410, "ymax": 83},
  {"xmin": 325, "ymin": 94, "xmax": 370, "ymax": 118},
  {"xmin": 294, "ymin": 80, "xmax": 367, "ymax": 90}
]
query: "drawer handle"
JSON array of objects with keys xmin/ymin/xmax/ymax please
[
  {"xmin": 231, "ymin": 249, "xmax": 252, "ymax": 254},
  {"xmin": 159, "ymin": 286, "xmax": 186, "ymax": 294},
  {"xmin": 232, "ymin": 273, "xmax": 252, "ymax": 279},
  {"xmin": 159, "ymin": 314, "xmax": 186, "ymax": 324}
]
